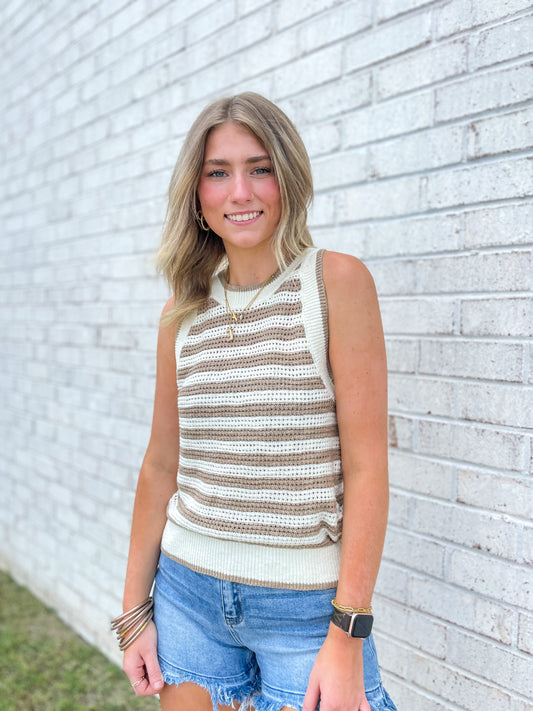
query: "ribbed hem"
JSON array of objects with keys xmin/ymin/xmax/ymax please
[{"xmin": 161, "ymin": 521, "xmax": 340, "ymax": 590}]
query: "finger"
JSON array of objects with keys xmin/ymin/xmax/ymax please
[
  {"xmin": 131, "ymin": 674, "xmax": 148, "ymax": 694},
  {"xmin": 144, "ymin": 650, "xmax": 165, "ymax": 693},
  {"xmin": 302, "ymin": 677, "xmax": 320, "ymax": 711}
]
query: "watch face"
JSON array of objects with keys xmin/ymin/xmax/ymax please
[{"xmin": 351, "ymin": 614, "xmax": 373, "ymax": 638}]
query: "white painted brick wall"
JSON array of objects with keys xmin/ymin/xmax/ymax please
[{"xmin": 1, "ymin": 1, "xmax": 532, "ymax": 708}]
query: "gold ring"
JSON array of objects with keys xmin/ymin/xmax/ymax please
[{"xmin": 132, "ymin": 676, "xmax": 145, "ymax": 689}]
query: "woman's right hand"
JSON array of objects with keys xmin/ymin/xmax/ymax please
[{"xmin": 122, "ymin": 621, "xmax": 165, "ymax": 696}]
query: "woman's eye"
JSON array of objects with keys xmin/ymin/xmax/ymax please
[
  {"xmin": 253, "ymin": 167, "xmax": 272, "ymax": 175},
  {"xmin": 207, "ymin": 169, "xmax": 226, "ymax": 178}
]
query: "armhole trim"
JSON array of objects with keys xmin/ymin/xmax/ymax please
[{"xmin": 316, "ymin": 249, "xmax": 334, "ymax": 385}]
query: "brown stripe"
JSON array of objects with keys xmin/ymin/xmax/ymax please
[
  {"xmin": 189, "ymin": 300, "xmax": 303, "ymax": 336},
  {"xmin": 178, "ymin": 466, "xmax": 342, "ymax": 491},
  {"xmin": 178, "ymin": 350, "xmax": 314, "ymax": 380},
  {"xmin": 180, "ymin": 447, "xmax": 341, "ymax": 466},
  {"xmin": 178, "ymin": 400, "xmax": 336, "ymax": 418},
  {"xmin": 178, "ymin": 483, "xmax": 343, "ymax": 517},
  {"xmin": 176, "ymin": 500, "xmax": 342, "ymax": 540},
  {"xmin": 274, "ymin": 277, "xmax": 301, "ymax": 294},
  {"xmin": 197, "ymin": 297, "xmax": 219, "ymax": 315},
  {"xmin": 179, "ymin": 376, "xmax": 327, "ymax": 397},
  {"xmin": 181, "ymin": 324, "xmax": 307, "ymax": 358},
  {"xmin": 180, "ymin": 423, "xmax": 339, "ymax": 443}
]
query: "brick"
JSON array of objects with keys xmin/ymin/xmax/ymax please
[
  {"xmin": 317, "ymin": 224, "xmax": 367, "ymax": 256},
  {"xmin": 419, "ymin": 339, "xmax": 523, "ymax": 382},
  {"xmin": 389, "ymin": 451, "xmax": 454, "ymax": 499},
  {"xmin": 339, "ymin": 175, "xmax": 422, "ymax": 221},
  {"xmin": 370, "ymin": 124, "xmax": 464, "ymax": 178},
  {"xmin": 232, "ymin": 31, "xmax": 299, "ymax": 81},
  {"xmin": 388, "ymin": 490, "xmax": 410, "ymax": 527},
  {"xmin": 450, "ymin": 548, "xmax": 532, "ymax": 610},
  {"xmin": 380, "ymin": 680, "xmax": 450, "ymax": 711},
  {"xmin": 388, "ymin": 372, "xmax": 455, "ymax": 415},
  {"xmin": 369, "ymin": 258, "xmax": 417, "ymax": 295},
  {"xmin": 513, "ymin": 697, "xmax": 533, "ymax": 711},
  {"xmin": 308, "ymin": 192, "xmax": 336, "ymax": 227},
  {"xmin": 457, "ymin": 382, "xmax": 533, "ymax": 429},
  {"xmin": 345, "ymin": 11, "xmax": 431, "ymax": 72},
  {"xmin": 411, "ymin": 575, "xmax": 514, "ymax": 645},
  {"xmin": 461, "ymin": 297, "xmax": 533, "ymax": 338},
  {"xmin": 518, "ymin": 613, "xmax": 533, "ymax": 655},
  {"xmin": 447, "ymin": 627, "xmax": 533, "ymax": 698},
  {"xmin": 377, "ymin": 38, "xmax": 467, "ymax": 100},
  {"xmin": 297, "ymin": 2, "xmax": 371, "ymax": 51},
  {"xmin": 273, "ymin": 44, "xmax": 342, "ymax": 98},
  {"xmin": 289, "ymin": 74, "xmax": 372, "ymax": 124},
  {"xmin": 407, "ymin": 647, "xmax": 513, "ymax": 710},
  {"xmin": 417, "ymin": 251, "xmax": 531, "ymax": 294},
  {"xmin": 374, "ymin": 560, "xmax": 410, "ymax": 604},
  {"xmin": 377, "ymin": 0, "xmax": 435, "ymax": 22},
  {"xmin": 435, "ymin": 62, "xmax": 533, "ymax": 122},
  {"xmin": 388, "ymin": 414, "xmax": 415, "ymax": 450},
  {"xmin": 383, "ymin": 527, "xmax": 446, "ymax": 577},
  {"xmin": 352, "ymin": 213, "xmax": 462, "ymax": 257},
  {"xmin": 193, "ymin": 3, "xmax": 272, "ymax": 57},
  {"xmin": 465, "ymin": 203, "xmax": 533, "ymax": 248},
  {"xmin": 468, "ymin": 106, "xmax": 533, "ymax": 159},
  {"xmin": 385, "ymin": 337, "xmax": 418, "ymax": 374},
  {"xmin": 313, "ymin": 147, "xmax": 367, "ymax": 190},
  {"xmin": 418, "ymin": 420, "xmax": 526, "ymax": 471},
  {"xmin": 427, "ymin": 158, "xmax": 533, "ymax": 210},
  {"xmin": 300, "ymin": 120, "xmax": 341, "ymax": 157},
  {"xmin": 471, "ymin": 14, "xmax": 533, "ymax": 70},
  {"xmin": 276, "ymin": 0, "xmax": 338, "ymax": 30},
  {"xmin": 381, "ymin": 298, "xmax": 456, "ymax": 336},
  {"xmin": 413, "ymin": 498, "xmax": 522, "ymax": 560},
  {"xmin": 377, "ymin": 599, "xmax": 447, "ymax": 658},
  {"xmin": 436, "ymin": 0, "xmax": 533, "ymax": 39},
  {"xmin": 238, "ymin": 0, "xmax": 271, "ymax": 16}
]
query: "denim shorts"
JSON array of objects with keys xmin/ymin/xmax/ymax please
[{"xmin": 153, "ymin": 552, "xmax": 396, "ymax": 711}]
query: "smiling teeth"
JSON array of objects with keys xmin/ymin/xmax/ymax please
[{"xmin": 226, "ymin": 211, "xmax": 261, "ymax": 222}]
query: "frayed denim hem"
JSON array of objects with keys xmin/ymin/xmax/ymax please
[
  {"xmin": 367, "ymin": 683, "xmax": 397, "ymax": 711},
  {"xmin": 160, "ymin": 667, "xmax": 258, "ymax": 711},
  {"xmin": 252, "ymin": 695, "xmax": 301, "ymax": 711}
]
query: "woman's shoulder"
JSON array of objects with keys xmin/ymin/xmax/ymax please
[{"xmin": 322, "ymin": 250, "xmax": 376, "ymax": 300}]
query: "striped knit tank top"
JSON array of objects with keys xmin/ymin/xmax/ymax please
[{"xmin": 161, "ymin": 247, "xmax": 343, "ymax": 589}]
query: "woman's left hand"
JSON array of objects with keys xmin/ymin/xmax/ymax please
[{"xmin": 302, "ymin": 624, "xmax": 371, "ymax": 711}]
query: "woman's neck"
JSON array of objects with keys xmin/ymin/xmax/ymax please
[{"xmin": 224, "ymin": 245, "xmax": 279, "ymax": 287}]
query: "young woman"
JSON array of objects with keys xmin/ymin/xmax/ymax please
[{"xmin": 113, "ymin": 92, "xmax": 396, "ymax": 711}]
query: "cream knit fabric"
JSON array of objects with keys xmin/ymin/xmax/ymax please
[{"xmin": 161, "ymin": 247, "xmax": 343, "ymax": 589}]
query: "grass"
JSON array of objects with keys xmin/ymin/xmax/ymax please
[{"xmin": 0, "ymin": 572, "xmax": 159, "ymax": 711}]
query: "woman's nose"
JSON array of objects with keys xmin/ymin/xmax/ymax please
[{"xmin": 229, "ymin": 174, "xmax": 253, "ymax": 202}]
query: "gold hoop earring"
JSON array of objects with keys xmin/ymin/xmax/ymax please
[{"xmin": 197, "ymin": 212, "xmax": 210, "ymax": 232}]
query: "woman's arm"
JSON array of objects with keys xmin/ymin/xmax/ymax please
[
  {"xmin": 121, "ymin": 297, "xmax": 180, "ymax": 696},
  {"xmin": 303, "ymin": 251, "xmax": 389, "ymax": 711}
]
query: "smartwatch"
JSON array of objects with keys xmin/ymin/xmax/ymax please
[{"xmin": 331, "ymin": 609, "xmax": 374, "ymax": 638}]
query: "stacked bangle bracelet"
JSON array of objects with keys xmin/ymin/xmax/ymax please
[
  {"xmin": 331, "ymin": 597, "xmax": 372, "ymax": 614},
  {"xmin": 111, "ymin": 597, "xmax": 154, "ymax": 651}
]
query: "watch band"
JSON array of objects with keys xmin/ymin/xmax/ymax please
[{"xmin": 331, "ymin": 609, "xmax": 374, "ymax": 638}]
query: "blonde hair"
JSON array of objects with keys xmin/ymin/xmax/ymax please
[{"xmin": 156, "ymin": 92, "xmax": 314, "ymax": 327}]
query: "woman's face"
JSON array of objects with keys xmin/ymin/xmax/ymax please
[{"xmin": 197, "ymin": 122, "xmax": 282, "ymax": 258}]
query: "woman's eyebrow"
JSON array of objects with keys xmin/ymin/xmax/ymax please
[{"xmin": 204, "ymin": 155, "xmax": 271, "ymax": 165}]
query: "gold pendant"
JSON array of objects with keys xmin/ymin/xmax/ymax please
[{"xmin": 226, "ymin": 325, "xmax": 234, "ymax": 342}]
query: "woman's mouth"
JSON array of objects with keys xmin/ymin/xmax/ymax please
[{"xmin": 225, "ymin": 211, "xmax": 263, "ymax": 223}]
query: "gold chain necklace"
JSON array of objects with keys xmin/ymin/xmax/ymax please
[{"xmin": 223, "ymin": 269, "xmax": 278, "ymax": 342}]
